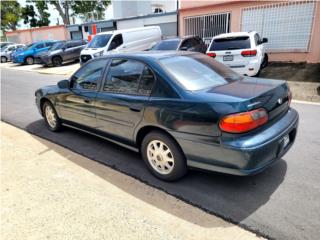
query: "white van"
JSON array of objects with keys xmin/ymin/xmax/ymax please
[{"xmin": 80, "ymin": 26, "xmax": 161, "ymax": 64}]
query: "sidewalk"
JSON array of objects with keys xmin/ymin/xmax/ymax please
[
  {"xmin": 0, "ymin": 122, "xmax": 263, "ymax": 240},
  {"xmin": 0, "ymin": 62, "xmax": 79, "ymax": 76}
]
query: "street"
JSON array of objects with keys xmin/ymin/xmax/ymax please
[{"xmin": 1, "ymin": 68, "xmax": 320, "ymax": 240}]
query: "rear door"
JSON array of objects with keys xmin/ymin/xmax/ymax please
[
  {"xmin": 58, "ymin": 59, "xmax": 108, "ymax": 128},
  {"xmin": 95, "ymin": 58, "xmax": 155, "ymax": 143},
  {"xmin": 209, "ymin": 36, "xmax": 252, "ymax": 68}
]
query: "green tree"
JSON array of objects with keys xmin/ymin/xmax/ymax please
[
  {"xmin": 1, "ymin": 0, "xmax": 21, "ymax": 31},
  {"xmin": 21, "ymin": 4, "xmax": 38, "ymax": 28},
  {"xmin": 34, "ymin": 1, "xmax": 51, "ymax": 26},
  {"xmin": 71, "ymin": 0, "xmax": 111, "ymax": 21}
]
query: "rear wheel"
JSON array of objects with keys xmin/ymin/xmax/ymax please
[
  {"xmin": 141, "ymin": 131, "xmax": 187, "ymax": 181},
  {"xmin": 52, "ymin": 56, "xmax": 62, "ymax": 67},
  {"xmin": 261, "ymin": 53, "xmax": 268, "ymax": 69},
  {"xmin": 1, "ymin": 56, "xmax": 7, "ymax": 63},
  {"xmin": 42, "ymin": 101, "xmax": 62, "ymax": 132},
  {"xmin": 25, "ymin": 56, "xmax": 34, "ymax": 65}
]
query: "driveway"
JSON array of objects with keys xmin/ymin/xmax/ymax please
[{"xmin": 1, "ymin": 68, "xmax": 320, "ymax": 240}]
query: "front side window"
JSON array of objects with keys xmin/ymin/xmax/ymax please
[
  {"xmin": 108, "ymin": 34, "xmax": 123, "ymax": 50},
  {"xmin": 88, "ymin": 34, "xmax": 112, "ymax": 48},
  {"xmin": 160, "ymin": 55, "xmax": 242, "ymax": 91},
  {"xmin": 35, "ymin": 43, "xmax": 45, "ymax": 49},
  {"xmin": 104, "ymin": 59, "xmax": 145, "ymax": 95},
  {"xmin": 210, "ymin": 36, "xmax": 251, "ymax": 51},
  {"xmin": 71, "ymin": 60, "xmax": 106, "ymax": 90}
]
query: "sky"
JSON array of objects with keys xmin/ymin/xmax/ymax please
[{"xmin": 17, "ymin": 0, "xmax": 114, "ymax": 29}]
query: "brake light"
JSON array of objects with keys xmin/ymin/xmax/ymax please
[
  {"xmin": 241, "ymin": 49, "xmax": 257, "ymax": 57},
  {"xmin": 207, "ymin": 52, "xmax": 216, "ymax": 58},
  {"xmin": 219, "ymin": 108, "xmax": 268, "ymax": 133}
]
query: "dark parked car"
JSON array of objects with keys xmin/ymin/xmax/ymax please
[
  {"xmin": 36, "ymin": 40, "xmax": 86, "ymax": 66},
  {"xmin": 151, "ymin": 36, "xmax": 207, "ymax": 53},
  {"xmin": 35, "ymin": 52, "xmax": 298, "ymax": 181}
]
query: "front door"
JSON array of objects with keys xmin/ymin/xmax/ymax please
[
  {"xmin": 95, "ymin": 58, "xmax": 155, "ymax": 143},
  {"xmin": 57, "ymin": 59, "xmax": 108, "ymax": 128}
]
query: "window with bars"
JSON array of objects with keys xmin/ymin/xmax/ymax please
[
  {"xmin": 184, "ymin": 12, "xmax": 231, "ymax": 46},
  {"xmin": 241, "ymin": 1, "xmax": 315, "ymax": 52}
]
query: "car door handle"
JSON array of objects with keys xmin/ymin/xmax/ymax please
[
  {"xmin": 129, "ymin": 105, "xmax": 142, "ymax": 112},
  {"xmin": 84, "ymin": 99, "xmax": 91, "ymax": 104}
]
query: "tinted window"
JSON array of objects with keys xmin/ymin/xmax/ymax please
[
  {"xmin": 35, "ymin": 43, "xmax": 45, "ymax": 49},
  {"xmin": 210, "ymin": 36, "xmax": 251, "ymax": 51},
  {"xmin": 88, "ymin": 34, "xmax": 112, "ymax": 48},
  {"xmin": 71, "ymin": 60, "xmax": 106, "ymax": 90},
  {"xmin": 104, "ymin": 59, "xmax": 144, "ymax": 94},
  {"xmin": 180, "ymin": 39, "xmax": 195, "ymax": 49},
  {"xmin": 49, "ymin": 42, "xmax": 65, "ymax": 50},
  {"xmin": 138, "ymin": 66, "xmax": 155, "ymax": 96},
  {"xmin": 108, "ymin": 34, "xmax": 123, "ymax": 50},
  {"xmin": 46, "ymin": 42, "xmax": 56, "ymax": 47},
  {"xmin": 152, "ymin": 40, "xmax": 180, "ymax": 50},
  {"xmin": 160, "ymin": 55, "xmax": 241, "ymax": 91}
]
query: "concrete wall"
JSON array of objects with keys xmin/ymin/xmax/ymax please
[
  {"xmin": 179, "ymin": 0, "xmax": 320, "ymax": 63},
  {"xmin": 5, "ymin": 25, "xmax": 70, "ymax": 45}
]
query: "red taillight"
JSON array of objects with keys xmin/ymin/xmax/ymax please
[
  {"xmin": 288, "ymin": 89, "xmax": 292, "ymax": 106},
  {"xmin": 241, "ymin": 49, "xmax": 257, "ymax": 57},
  {"xmin": 219, "ymin": 108, "xmax": 268, "ymax": 133},
  {"xmin": 207, "ymin": 52, "xmax": 216, "ymax": 58}
]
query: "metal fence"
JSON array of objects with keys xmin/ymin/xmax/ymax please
[
  {"xmin": 184, "ymin": 12, "xmax": 231, "ymax": 45},
  {"xmin": 241, "ymin": 1, "xmax": 316, "ymax": 52}
]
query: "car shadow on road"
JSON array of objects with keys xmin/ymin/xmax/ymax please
[{"xmin": 26, "ymin": 119, "xmax": 287, "ymax": 228}]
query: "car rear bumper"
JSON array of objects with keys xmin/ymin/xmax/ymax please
[{"xmin": 172, "ymin": 108, "xmax": 299, "ymax": 176}]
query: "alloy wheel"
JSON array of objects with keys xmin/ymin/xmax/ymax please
[
  {"xmin": 1, "ymin": 56, "xmax": 7, "ymax": 63},
  {"xmin": 45, "ymin": 104, "xmax": 57, "ymax": 129}
]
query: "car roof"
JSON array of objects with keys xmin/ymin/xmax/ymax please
[
  {"xmin": 161, "ymin": 35, "xmax": 199, "ymax": 42},
  {"xmin": 96, "ymin": 26, "xmax": 160, "ymax": 36},
  {"xmin": 213, "ymin": 31, "xmax": 257, "ymax": 39},
  {"xmin": 96, "ymin": 51, "xmax": 198, "ymax": 61}
]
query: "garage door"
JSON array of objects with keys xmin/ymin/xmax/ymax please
[
  {"xmin": 241, "ymin": 1, "xmax": 316, "ymax": 51},
  {"xmin": 184, "ymin": 12, "xmax": 231, "ymax": 45}
]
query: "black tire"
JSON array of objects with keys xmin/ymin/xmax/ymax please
[
  {"xmin": 25, "ymin": 56, "xmax": 34, "ymax": 65},
  {"xmin": 52, "ymin": 56, "xmax": 62, "ymax": 67},
  {"xmin": 1, "ymin": 56, "xmax": 7, "ymax": 63},
  {"xmin": 261, "ymin": 53, "xmax": 268, "ymax": 69},
  {"xmin": 141, "ymin": 131, "xmax": 188, "ymax": 181},
  {"xmin": 42, "ymin": 101, "xmax": 62, "ymax": 132}
]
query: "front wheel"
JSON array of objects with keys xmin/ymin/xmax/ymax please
[
  {"xmin": 141, "ymin": 131, "xmax": 187, "ymax": 181},
  {"xmin": 25, "ymin": 56, "xmax": 34, "ymax": 65},
  {"xmin": 43, "ymin": 101, "xmax": 62, "ymax": 132},
  {"xmin": 1, "ymin": 56, "xmax": 7, "ymax": 63},
  {"xmin": 52, "ymin": 56, "xmax": 62, "ymax": 67},
  {"xmin": 261, "ymin": 53, "xmax": 268, "ymax": 69}
]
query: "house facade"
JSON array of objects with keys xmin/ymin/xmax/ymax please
[{"xmin": 179, "ymin": 0, "xmax": 320, "ymax": 63}]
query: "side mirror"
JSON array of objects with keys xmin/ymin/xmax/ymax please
[
  {"xmin": 62, "ymin": 47, "xmax": 66, "ymax": 51},
  {"xmin": 57, "ymin": 79, "xmax": 69, "ymax": 89},
  {"xmin": 262, "ymin": 38, "xmax": 268, "ymax": 43}
]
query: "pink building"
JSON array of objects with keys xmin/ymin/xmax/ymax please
[
  {"xmin": 179, "ymin": 0, "xmax": 320, "ymax": 63},
  {"xmin": 5, "ymin": 25, "xmax": 70, "ymax": 45}
]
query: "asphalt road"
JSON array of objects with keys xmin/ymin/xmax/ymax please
[{"xmin": 2, "ymin": 68, "xmax": 320, "ymax": 240}]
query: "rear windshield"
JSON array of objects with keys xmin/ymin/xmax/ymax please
[
  {"xmin": 160, "ymin": 55, "xmax": 242, "ymax": 91},
  {"xmin": 210, "ymin": 36, "xmax": 251, "ymax": 51},
  {"xmin": 88, "ymin": 34, "xmax": 112, "ymax": 48},
  {"xmin": 152, "ymin": 40, "xmax": 180, "ymax": 50}
]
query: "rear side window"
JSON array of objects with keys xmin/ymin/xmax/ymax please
[
  {"xmin": 46, "ymin": 42, "xmax": 55, "ymax": 47},
  {"xmin": 210, "ymin": 36, "xmax": 251, "ymax": 51},
  {"xmin": 104, "ymin": 59, "xmax": 144, "ymax": 94},
  {"xmin": 160, "ymin": 55, "xmax": 241, "ymax": 91},
  {"xmin": 35, "ymin": 43, "xmax": 45, "ymax": 49}
]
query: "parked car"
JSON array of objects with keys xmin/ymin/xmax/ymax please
[
  {"xmin": 206, "ymin": 31, "xmax": 268, "ymax": 76},
  {"xmin": 35, "ymin": 51, "xmax": 298, "ymax": 181},
  {"xmin": 12, "ymin": 40, "xmax": 58, "ymax": 65},
  {"xmin": 0, "ymin": 42, "xmax": 14, "ymax": 49},
  {"xmin": 0, "ymin": 43, "xmax": 25, "ymax": 63},
  {"xmin": 80, "ymin": 26, "xmax": 161, "ymax": 64},
  {"xmin": 35, "ymin": 40, "xmax": 87, "ymax": 67},
  {"xmin": 151, "ymin": 36, "xmax": 207, "ymax": 53}
]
